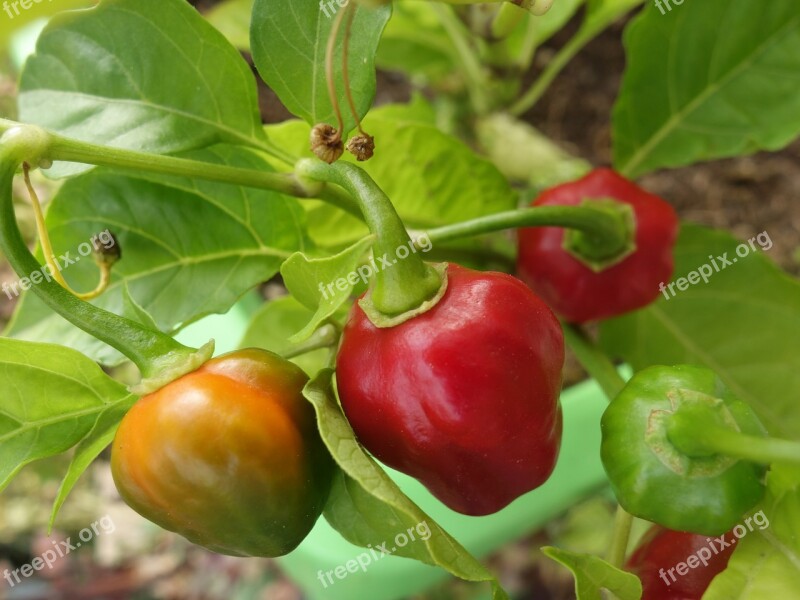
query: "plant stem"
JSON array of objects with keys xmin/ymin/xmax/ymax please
[
  {"xmin": 0, "ymin": 129, "xmax": 212, "ymax": 393},
  {"xmin": 46, "ymin": 129, "xmax": 362, "ymax": 218},
  {"xmin": 0, "ymin": 119, "xmax": 362, "ymax": 218},
  {"xmin": 510, "ymin": 1, "xmax": 644, "ymax": 116},
  {"xmin": 23, "ymin": 164, "xmax": 112, "ymax": 300},
  {"xmin": 296, "ymin": 159, "xmax": 444, "ymax": 320},
  {"xmin": 562, "ymin": 324, "xmax": 626, "ymax": 401},
  {"xmin": 281, "ymin": 324, "xmax": 339, "ymax": 359},
  {"xmin": 430, "ymin": 3, "xmax": 491, "ymax": 114},
  {"xmin": 606, "ymin": 506, "xmax": 634, "ymax": 568},
  {"xmin": 669, "ymin": 419, "xmax": 800, "ymax": 466},
  {"xmin": 510, "ymin": 27, "xmax": 590, "ymax": 114},
  {"xmin": 341, "ymin": 3, "xmax": 368, "ymax": 137},
  {"xmin": 562, "ymin": 325, "xmax": 634, "ymax": 568},
  {"xmin": 423, "ymin": 204, "xmax": 630, "ymax": 254},
  {"xmin": 326, "ymin": 3, "xmax": 349, "ymax": 139}
]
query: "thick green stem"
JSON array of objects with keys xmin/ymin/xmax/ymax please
[
  {"xmin": 562, "ymin": 324, "xmax": 626, "ymax": 401},
  {"xmin": 0, "ymin": 128, "xmax": 212, "ymax": 393},
  {"xmin": 423, "ymin": 203, "xmax": 632, "ymax": 261},
  {"xmin": 668, "ymin": 410, "xmax": 800, "ymax": 466},
  {"xmin": 0, "ymin": 119, "xmax": 361, "ymax": 219},
  {"xmin": 606, "ymin": 506, "xmax": 634, "ymax": 568},
  {"xmin": 47, "ymin": 132, "xmax": 362, "ymax": 218},
  {"xmin": 296, "ymin": 159, "xmax": 444, "ymax": 321}
]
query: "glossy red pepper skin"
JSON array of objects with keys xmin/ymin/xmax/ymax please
[
  {"xmin": 517, "ymin": 169, "xmax": 679, "ymax": 323},
  {"xmin": 626, "ymin": 525, "xmax": 736, "ymax": 600},
  {"xmin": 111, "ymin": 349, "xmax": 334, "ymax": 557},
  {"xmin": 336, "ymin": 263, "xmax": 564, "ymax": 516}
]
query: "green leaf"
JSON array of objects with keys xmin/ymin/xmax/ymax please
[
  {"xmin": 250, "ymin": 0, "xmax": 391, "ymax": 135},
  {"xmin": 205, "ymin": 0, "xmax": 254, "ymax": 50},
  {"xmin": 265, "ymin": 103, "xmax": 517, "ymax": 248},
  {"xmin": 600, "ymin": 225, "xmax": 800, "ymax": 438},
  {"xmin": 614, "ymin": 0, "xmax": 800, "ymax": 177},
  {"xmin": 280, "ymin": 236, "xmax": 374, "ymax": 342},
  {"xmin": 5, "ymin": 146, "xmax": 309, "ymax": 365},
  {"xmin": 703, "ymin": 465, "xmax": 800, "ymax": 599},
  {"xmin": 377, "ymin": 2, "xmax": 455, "ymax": 81},
  {"xmin": 121, "ymin": 282, "xmax": 159, "ymax": 331},
  {"xmin": 303, "ymin": 370, "xmax": 510, "ymax": 600},
  {"xmin": 0, "ymin": 338, "xmax": 136, "ymax": 493},
  {"xmin": 19, "ymin": 0, "xmax": 267, "ymax": 177},
  {"xmin": 49, "ymin": 400, "xmax": 132, "ymax": 530},
  {"xmin": 239, "ymin": 295, "xmax": 332, "ymax": 376},
  {"xmin": 0, "ymin": 0, "xmax": 96, "ymax": 59},
  {"xmin": 542, "ymin": 546, "xmax": 642, "ymax": 600}
]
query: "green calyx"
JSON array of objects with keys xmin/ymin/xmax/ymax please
[
  {"xmin": 667, "ymin": 389, "xmax": 800, "ymax": 467},
  {"xmin": 129, "ymin": 340, "xmax": 216, "ymax": 395},
  {"xmin": 359, "ymin": 262, "xmax": 449, "ymax": 328},
  {"xmin": 562, "ymin": 198, "xmax": 636, "ymax": 272},
  {"xmin": 295, "ymin": 159, "xmax": 446, "ymax": 325},
  {"xmin": 601, "ymin": 364, "xmax": 766, "ymax": 535},
  {"xmin": 665, "ymin": 390, "xmax": 758, "ymax": 460},
  {"xmin": 647, "ymin": 390, "xmax": 741, "ymax": 478}
]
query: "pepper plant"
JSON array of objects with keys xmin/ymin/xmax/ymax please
[{"xmin": 1, "ymin": 0, "xmax": 800, "ymax": 598}]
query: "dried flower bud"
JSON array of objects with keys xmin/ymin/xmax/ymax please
[
  {"xmin": 93, "ymin": 231, "xmax": 121, "ymax": 267},
  {"xmin": 346, "ymin": 133, "xmax": 375, "ymax": 162},
  {"xmin": 310, "ymin": 123, "xmax": 344, "ymax": 164}
]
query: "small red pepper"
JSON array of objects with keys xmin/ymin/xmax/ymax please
[
  {"xmin": 517, "ymin": 168, "xmax": 679, "ymax": 323},
  {"xmin": 626, "ymin": 525, "xmax": 737, "ymax": 600},
  {"xmin": 336, "ymin": 263, "xmax": 564, "ymax": 516}
]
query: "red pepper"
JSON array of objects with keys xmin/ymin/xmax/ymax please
[
  {"xmin": 626, "ymin": 525, "xmax": 737, "ymax": 600},
  {"xmin": 517, "ymin": 169, "xmax": 679, "ymax": 323},
  {"xmin": 336, "ymin": 263, "xmax": 564, "ymax": 516}
]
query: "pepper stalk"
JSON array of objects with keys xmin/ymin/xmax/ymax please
[
  {"xmin": 296, "ymin": 159, "xmax": 446, "ymax": 326},
  {"xmin": 0, "ymin": 126, "xmax": 213, "ymax": 394},
  {"xmin": 667, "ymin": 399, "xmax": 800, "ymax": 466}
]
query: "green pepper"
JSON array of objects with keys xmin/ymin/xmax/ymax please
[{"xmin": 601, "ymin": 365, "xmax": 767, "ymax": 535}]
